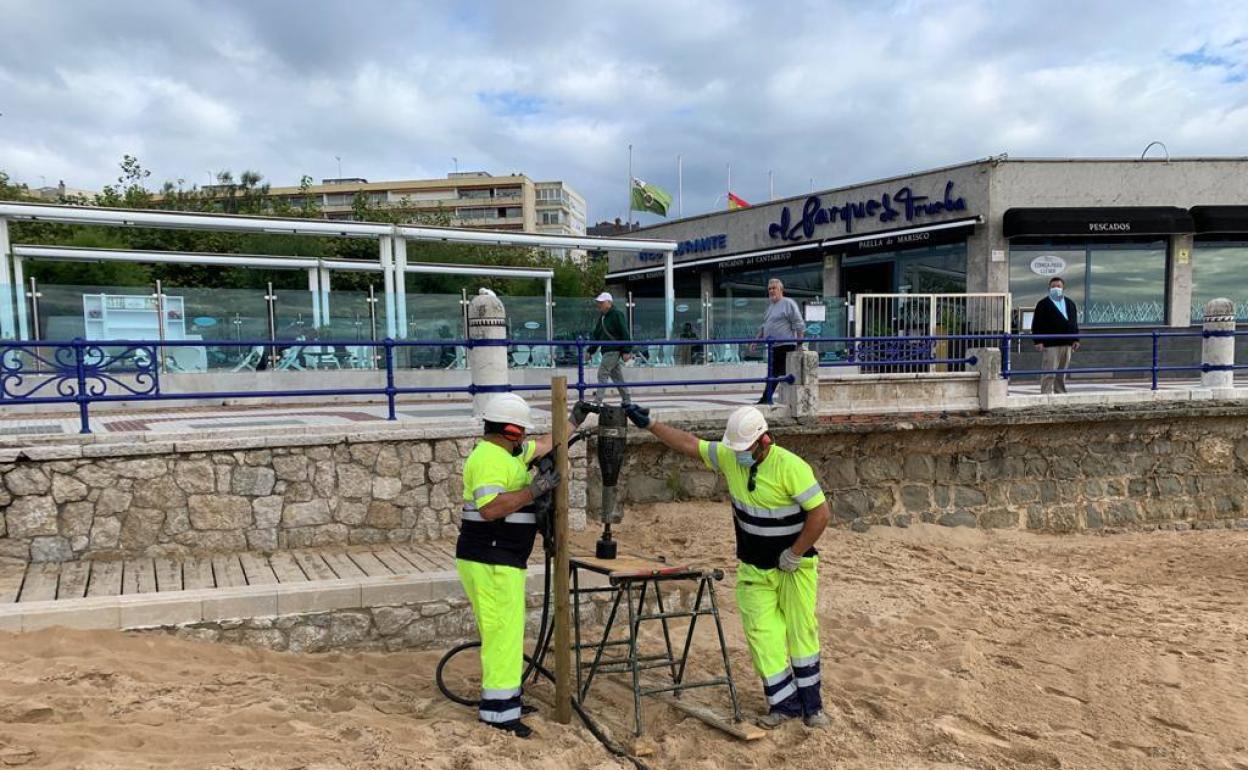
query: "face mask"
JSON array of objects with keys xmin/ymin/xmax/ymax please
[
  {"xmin": 734, "ymin": 450, "xmax": 756, "ymax": 467},
  {"xmin": 1049, "ymin": 287, "xmax": 1064, "ymax": 301}
]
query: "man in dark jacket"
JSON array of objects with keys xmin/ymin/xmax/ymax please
[
  {"xmin": 587, "ymin": 291, "xmax": 632, "ymax": 404},
  {"xmin": 1032, "ymin": 276, "xmax": 1080, "ymax": 394}
]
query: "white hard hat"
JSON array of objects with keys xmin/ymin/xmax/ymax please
[
  {"xmin": 482, "ymin": 393, "xmax": 535, "ymax": 430},
  {"xmin": 722, "ymin": 406, "xmax": 768, "ymax": 451},
  {"xmin": 595, "ymin": 292, "xmax": 613, "ymax": 302}
]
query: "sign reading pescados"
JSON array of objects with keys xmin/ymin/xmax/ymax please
[{"xmin": 768, "ymin": 181, "xmax": 968, "ymax": 241}]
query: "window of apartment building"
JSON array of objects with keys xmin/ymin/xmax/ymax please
[
  {"xmin": 324, "ymin": 194, "xmax": 354, "ymax": 206},
  {"xmin": 494, "ymin": 187, "xmax": 521, "ymax": 200},
  {"xmin": 459, "ymin": 188, "xmax": 493, "ymax": 199},
  {"xmin": 540, "ymin": 210, "xmax": 563, "ymax": 225},
  {"xmin": 1191, "ymin": 239, "xmax": 1248, "ymax": 322},
  {"xmin": 457, "ymin": 207, "xmax": 497, "ymax": 220},
  {"xmin": 1009, "ymin": 241, "xmax": 1166, "ymax": 325}
]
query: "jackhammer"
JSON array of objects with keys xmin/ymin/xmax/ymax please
[{"xmin": 574, "ymin": 402, "xmax": 629, "ymax": 559}]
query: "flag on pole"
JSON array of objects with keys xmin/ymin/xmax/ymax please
[
  {"xmin": 727, "ymin": 192, "xmax": 750, "ymax": 210},
  {"xmin": 630, "ymin": 178, "xmax": 672, "ymax": 216}
]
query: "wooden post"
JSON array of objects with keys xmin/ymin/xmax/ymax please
[{"xmin": 551, "ymin": 376, "xmax": 572, "ymax": 724}]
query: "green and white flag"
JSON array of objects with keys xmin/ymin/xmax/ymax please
[{"xmin": 630, "ymin": 177, "xmax": 672, "ymax": 217}]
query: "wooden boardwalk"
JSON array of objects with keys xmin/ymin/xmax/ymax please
[{"xmin": 0, "ymin": 542, "xmax": 493, "ymax": 605}]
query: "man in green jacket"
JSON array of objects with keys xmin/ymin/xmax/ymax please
[{"xmin": 587, "ymin": 291, "xmax": 632, "ymax": 404}]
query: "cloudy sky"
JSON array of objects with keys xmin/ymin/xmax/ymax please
[{"xmin": 1, "ymin": 0, "xmax": 1245, "ymax": 223}]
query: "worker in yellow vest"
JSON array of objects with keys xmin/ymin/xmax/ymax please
[
  {"xmin": 457, "ymin": 393, "xmax": 559, "ymax": 738},
  {"xmin": 624, "ymin": 403, "xmax": 831, "ymax": 729}
]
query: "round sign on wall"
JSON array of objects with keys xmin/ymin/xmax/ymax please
[
  {"xmin": 523, "ymin": 321, "xmax": 541, "ymax": 329},
  {"xmin": 1029, "ymin": 255, "xmax": 1067, "ymax": 276},
  {"xmin": 676, "ymin": 303, "xmax": 689, "ymax": 312}
]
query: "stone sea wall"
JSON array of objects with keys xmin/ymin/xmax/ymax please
[
  {"xmin": 1, "ymin": 430, "xmax": 588, "ymax": 563},
  {"xmin": 600, "ymin": 405, "xmax": 1248, "ymax": 533}
]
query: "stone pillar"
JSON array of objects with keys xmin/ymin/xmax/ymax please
[
  {"xmin": 970, "ymin": 347, "xmax": 1006, "ymax": 410},
  {"xmin": 821, "ymin": 252, "xmax": 841, "ymax": 299},
  {"xmin": 781, "ymin": 349, "xmax": 820, "ymax": 419},
  {"xmin": 1201, "ymin": 298, "xmax": 1236, "ymax": 391},
  {"xmin": 467, "ymin": 289, "xmax": 509, "ymax": 418},
  {"xmin": 1167, "ymin": 234, "xmax": 1194, "ymax": 328}
]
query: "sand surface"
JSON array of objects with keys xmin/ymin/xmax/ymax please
[{"xmin": 2, "ymin": 502, "xmax": 1247, "ymax": 769}]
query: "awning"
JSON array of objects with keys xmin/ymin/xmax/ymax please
[
  {"xmin": 1190, "ymin": 206, "xmax": 1248, "ymax": 234},
  {"xmin": 1003, "ymin": 207, "xmax": 1193, "ymax": 238}
]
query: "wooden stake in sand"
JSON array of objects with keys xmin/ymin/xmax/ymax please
[{"xmin": 551, "ymin": 376, "xmax": 572, "ymax": 725}]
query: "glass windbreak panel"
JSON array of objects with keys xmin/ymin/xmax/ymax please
[
  {"xmin": 37, "ymin": 283, "xmax": 152, "ymax": 341},
  {"xmin": 167, "ymin": 286, "xmax": 270, "ymax": 373},
  {"xmin": 507, "ymin": 296, "xmax": 549, "ymax": 368},
  {"xmin": 1191, "ymin": 241, "xmax": 1248, "ymax": 322},
  {"xmin": 551, "ymin": 296, "xmax": 599, "ymax": 368},
  {"xmin": 1086, "ymin": 242, "xmax": 1166, "ymax": 325},
  {"xmin": 402, "ymin": 292, "xmax": 466, "ymax": 370},
  {"xmin": 270, "ymin": 289, "xmax": 322, "ymax": 373},
  {"xmin": 710, "ymin": 296, "xmax": 771, "ymax": 365},
  {"xmin": 1008, "ymin": 247, "xmax": 1087, "ymax": 332},
  {"xmin": 322, "ymin": 289, "xmax": 380, "ymax": 370},
  {"xmin": 805, "ymin": 298, "xmax": 849, "ymax": 362}
]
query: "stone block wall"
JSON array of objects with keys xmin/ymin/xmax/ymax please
[
  {"xmin": 602, "ymin": 405, "xmax": 1248, "ymax": 533},
  {"xmin": 1, "ymin": 430, "xmax": 588, "ymax": 563}
]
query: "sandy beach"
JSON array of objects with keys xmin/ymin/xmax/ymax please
[{"xmin": 2, "ymin": 501, "xmax": 1246, "ymax": 769}]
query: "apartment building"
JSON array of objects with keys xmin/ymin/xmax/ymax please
[{"xmin": 264, "ymin": 172, "xmax": 587, "ymax": 256}]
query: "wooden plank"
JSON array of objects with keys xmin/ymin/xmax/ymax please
[
  {"xmin": 183, "ymin": 557, "xmax": 215, "ymax": 590},
  {"xmin": 292, "ymin": 551, "xmax": 338, "ymax": 581},
  {"xmin": 57, "ymin": 561, "xmax": 91, "ymax": 600},
  {"xmin": 123, "ymin": 559, "xmax": 157, "ymax": 595},
  {"xmin": 345, "ymin": 550, "xmax": 392, "ymax": 577},
  {"xmin": 239, "ymin": 552, "xmax": 278, "ymax": 586},
  {"xmin": 154, "ymin": 558, "xmax": 183, "ymax": 592},
  {"xmin": 20, "ymin": 563, "xmax": 59, "ymax": 603},
  {"xmin": 0, "ymin": 564, "xmax": 27, "ymax": 604},
  {"xmin": 86, "ymin": 560, "xmax": 123, "ymax": 598},
  {"xmin": 373, "ymin": 547, "xmax": 423, "ymax": 575},
  {"xmin": 399, "ymin": 543, "xmax": 454, "ymax": 570},
  {"xmin": 268, "ymin": 552, "xmax": 309, "ymax": 584},
  {"xmin": 652, "ymin": 693, "xmax": 765, "ymax": 741},
  {"xmin": 211, "ymin": 554, "xmax": 247, "ymax": 588},
  {"xmin": 322, "ymin": 551, "xmax": 366, "ymax": 579}
]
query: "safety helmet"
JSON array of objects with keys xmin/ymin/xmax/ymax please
[
  {"xmin": 481, "ymin": 393, "xmax": 535, "ymax": 430},
  {"xmin": 721, "ymin": 406, "xmax": 768, "ymax": 451}
]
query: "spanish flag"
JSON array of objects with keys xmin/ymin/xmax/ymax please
[{"xmin": 727, "ymin": 192, "xmax": 750, "ymax": 210}]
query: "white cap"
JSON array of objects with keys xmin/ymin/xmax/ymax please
[
  {"xmin": 595, "ymin": 292, "xmax": 613, "ymax": 302},
  {"xmin": 721, "ymin": 406, "xmax": 769, "ymax": 451},
  {"xmin": 481, "ymin": 393, "xmax": 535, "ymax": 430}
]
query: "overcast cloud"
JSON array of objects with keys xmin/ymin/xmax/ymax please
[{"xmin": 1, "ymin": 0, "xmax": 1246, "ymax": 223}]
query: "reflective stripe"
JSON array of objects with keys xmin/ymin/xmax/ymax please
[
  {"xmin": 791, "ymin": 653, "xmax": 819, "ymax": 668},
  {"xmin": 763, "ymin": 668, "xmax": 793, "ymax": 686},
  {"xmin": 460, "ymin": 509, "xmax": 536, "ymax": 525},
  {"xmin": 735, "ymin": 517, "xmax": 805, "ymax": 537},
  {"xmin": 473, "ymin": 484, "xmax": 508, "ymax": 500},
  {"xmin": 731, "ymin": 497, "xmax": 801, "ymax": 519},
  {"xmin": 792, "ymin": 482, "xmax": 823, "ymax": 505},
  {"xmin": 479, "ymin": 706, "xmax": 523, "ymax": 723},
  {"xmin": 765, "ymin": 682, "xmax": 797, "ymax": 704},
  {"xmin": 795, "ymin": 674, "xmax": 821, "ymax": 688},
  {"xmin": 707, "ymin": 441, "xmax": 720, "ymax": 471},
  {"xmin": 482, "ymin": 687, "xmax": 522, "ymax": 700}
]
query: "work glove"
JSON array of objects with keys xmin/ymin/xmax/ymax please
[
  {"xmin": 624, "ymin": 403, "xmax": 652, "ymax": 429},
  {"xmin": 777, "ymin": 548, "xmax": 802, "ymax": 573},
  {"xmin": 528, "ymin": 468, "xmax": 560, "ymax": 499},
  {"xmin": 571, "ymin": 400, "xmax": 593, "ymax": 427}
]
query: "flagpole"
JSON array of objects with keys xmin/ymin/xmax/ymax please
[
  {"xmin": 726, "ymin": 163, "xmax": 732, "ymax": 210},
  {"xmin": 768, "ymin": 170, "xmax": 774, "ymax": 201},
  {"xmin": 627, "ymin": 144, "xmax": 633, "ymax": 226},
  {"xmin": 677, "ymin": 154, "xmax": 683, "ymax": 218}
]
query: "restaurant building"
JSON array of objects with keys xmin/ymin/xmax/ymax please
[{"xmin": 607, "ymin": 157, "xmax": 1248, "ymax": 335}]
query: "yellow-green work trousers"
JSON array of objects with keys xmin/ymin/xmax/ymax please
[
  {"xmin": 456, "ymin": 558, "xmax": 527, "ymax": 724},
  {"xmin": 735, "ymin": 556, "xmax": 822, "ymax": 716}
]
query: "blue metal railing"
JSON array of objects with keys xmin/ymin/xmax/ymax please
[{"xmin": 1, "ymin": 329, "xmax": 1240, "ymax": 434}]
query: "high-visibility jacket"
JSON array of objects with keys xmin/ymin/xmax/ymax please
[
  {"xmin": 456, "ymin": 439, "xmax": 538, "ymax": 569},
  {"xmin": 697, "ymin": 439, "xmax": 826, "ymax": 569}
]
